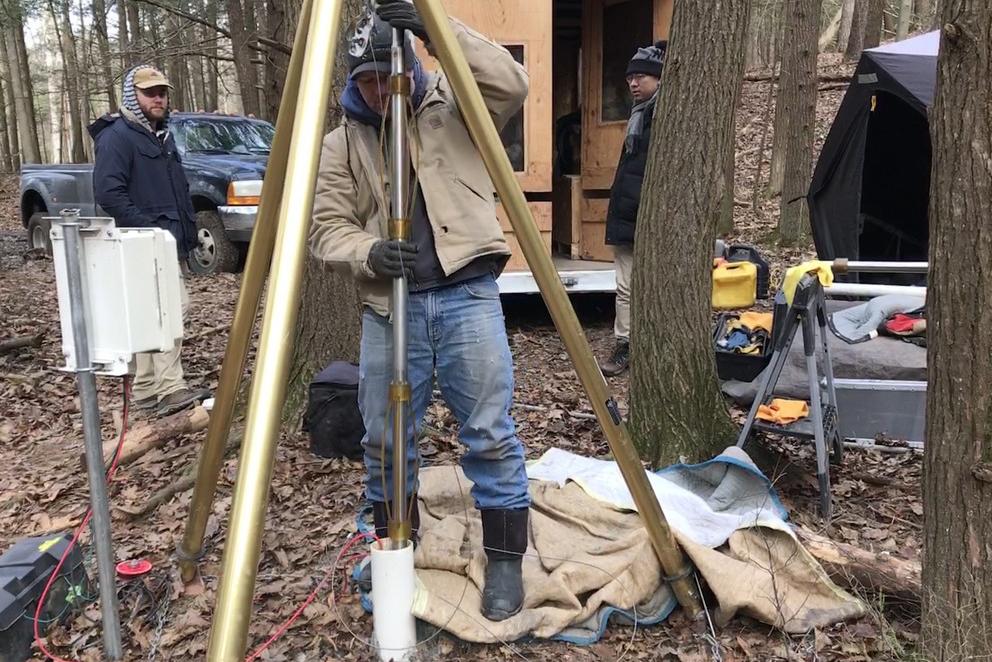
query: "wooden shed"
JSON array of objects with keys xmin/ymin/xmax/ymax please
[{"xmin": 418, "ymin": 0, "xmax": 674, "ymax": 287}]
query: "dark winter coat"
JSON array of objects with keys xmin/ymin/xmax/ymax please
[
  {"xmin": 605, "ymin": 97, "xmax": 657, "ymax": 246},
  {"xmin": 89, "ymin": 114, "xmax": 197, "ymax": 255}
]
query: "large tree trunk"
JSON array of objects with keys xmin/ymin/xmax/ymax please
[
  {"xmin": 922, "ymin": 4, "xmax": 992, "ymax": 659},
  {"xmin": 0, "ymin": 34, "xmax": 19, "ymax": 170},
  {"xmin": 629, "ymin": 0, "xmax": 746, "ymax": 467},
  {"xmin": 284, "ymin": 0, "xmax": 364, "ymax": 416},
  {"xmin": 845, "ymin": 0, "xmax": 868, "ymax": 60},
  {"xmin": 126, "ymin": 0, "xmax": 142, "ymax": 55},
  {"xmin": 12, "ymin": 9, "xmax": 42, "ymax": 162},
  {"xmin": 263, "ymin": 0, "xmax": 289, "ymax": 120},
  {"xmin": 91, "ymin": 0, "xmax": 117, "ymax": 108},
  {"xmin": 1, "ymin": 5, "xmax": 42, "ymax": 164},
  {"xmin": 49, "ymin": 0, "xmax": 87, "ymax": 163},
  {"xmin": 745, "ymin": 0, "xmax": 782, "ymax": 71},
  {"xmin": 166, "ymin": 10, "xmax": 187, "ymax": 110},
  {"xmin": 838, "ymin": 0, "xmax": 857, "ymax": 52},
  {"xmin": 914, "ymin": 0, "xmax": 933, "ymax": 29},
  {"xmin": 226, "ymin": 0, "xmax": 261, "ymax": 116},
  {"xmin": 0, "ymin": 65, "xmax": 12, "ymax": 171},
  {"xmin": 897, "ymin": 0, "xmax": 914, "ymax": 40},
  {"xmin": 862, "ymin": 0, "xmax": 885, "ymax": 49},
  {"xmin": 777, "ymin": 0, "xmax": 822, "ymax": 245}
]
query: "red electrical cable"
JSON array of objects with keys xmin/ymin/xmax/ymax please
[
  {"xmin": 244, "ymin": 531, "xmax": 377, "ymax": 662},
  {"xmin": 33, "ymin": 377, "xmax": 131, "ymax": 662}
]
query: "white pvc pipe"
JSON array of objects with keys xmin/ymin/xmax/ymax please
[
  {"xmin": 824, "ymin": 282, "xmax": 926, "ymax": 298},
  {"xmin": 371, "ymin": 539, "xmax": 417, "ymax": 662}
]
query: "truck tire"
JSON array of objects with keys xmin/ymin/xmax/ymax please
[
  {"xmin": 27, "ymin": 213, "xmax": 53, "ymax": 256},
  {"xmin": 188, "ymin": 210, "xmax": 239, "ymax": 275}
]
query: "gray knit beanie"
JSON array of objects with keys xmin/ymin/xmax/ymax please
[{"xmin": 626, "ymin": 40, "xmax": 667, "ymax": 78}]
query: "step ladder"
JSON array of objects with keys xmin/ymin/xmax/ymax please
[{"xmin": 736, "ymin": 273, "xmax": 844, "ymax": 518}]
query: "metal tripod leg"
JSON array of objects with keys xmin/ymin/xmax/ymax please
[
  {"xmin": 802, "ymin": 305, "xmax": 831, "ymax": 519},
  {"xmin": 736, "ymin": 306, "xmax": 801, "ymax": 448},
  {"xmin": 815, "ymin": 291, "xmax": 844, "ymax": 464}
]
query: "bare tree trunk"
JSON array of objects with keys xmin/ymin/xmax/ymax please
[
  {"xmin": 75, "ymin": 0, "xmax": 94, "ymax": 161},
  {"xmin": 863, "ymin": 0, "xmax": 885, "ymax": 49},
  {"xmin": 914, "ymin": 0, "xmax": 933, "ymax": 28},
  {"xmin": 838, "ymin": 0, "xmax": 857, "ymax": 52},
  {"xmin": 2, "ymin": 22, "xmax": 41, "ymax": 163},
  {"xmin": 91, "ymin": 0, "xmax": 117, "ymax": 108},
  {"xmin": 116, "ymin": 0, "xmax": 128, "ymax": 69},
  {"xmin": 44, "ymin": 19, "xmax": 64, "ymax": 162},
  {"xmin": 126, "ymin": 0, "xmax": 142, "ymax": 56},
  {"xmin": 745, "ymin": 0, "xmax": 782, "ymax": 71},
  {"xmin": 286, "ymin": 0, "xmax": 365, "ymax": 417},
  {"xmin": 263, "ymin": 0, "xmax": 288, "ymax": 120},
  {"xmin": 629, "ymin": 0, "xmax": 747, "ymax": 466},
  {"xmin": 49, "ymin": 0, "xmax": 87, "ymax": 163},
  {"xmin": 778, "ymin": 0, "xmax": 822, "ymax": 244},
  {"xmin": 226, "ymin": 0, "xmax": 261, "ymax": 116},
  {"xmin": 0, "ymin": 64, "xmax": 12, "ymax": 171},
  {"xmin": 206, "ymin": 0, "xmax": 219, "ymax": 110},
  {"xmin": 166, "ymin": 10, "xmax": 187, "ymax": 109},
  {"xmin": 897, "ymin": 0, "xmax": 914, "ymax": 39},
  {"xmin": 819, "ymin": 3, "xmax": 844, "ymax": 51},
  {"xmin": 845, "ymin": 0, "xmax": 868, "ymax": 59},
  {"xmin": 0, "ymin": 40, "xmax": 20, "ymax": 169},
  {"xmin": 923, "ymin": 3, "xmax": 992, "ymax": 659}
]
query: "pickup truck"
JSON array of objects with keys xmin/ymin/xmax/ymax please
[{"xmin": 19, "ymin": 112, "xmax": 273, "ymax": 275}]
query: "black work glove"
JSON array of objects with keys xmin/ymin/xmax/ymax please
[
  {"xmin": 376, "ymin": 0, "xmax": 429, "ymax": 44},
  {"xmin": 367, "ymin": 239, "xmax": 418, "ymax": 279}
]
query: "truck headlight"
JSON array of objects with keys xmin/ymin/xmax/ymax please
[{"xmin": 226, "ymin": 180, "xmax": 262, "ymax": 205}]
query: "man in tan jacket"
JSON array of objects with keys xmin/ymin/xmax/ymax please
[{"xmin": 310, "ymin": 1, "xmax": 530, "ymax": 622}]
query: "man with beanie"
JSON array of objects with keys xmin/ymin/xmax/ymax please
[
  {"xmin": 310, "ymin": 1, "xmax": 531, "ymax": 621},
  {"xmin": 599, "ymin": 41, "xmax": 667, "ymax": 377},
  {"xmin": 90, "ymin": 65, "xmax": 209, "ymax": 416}
]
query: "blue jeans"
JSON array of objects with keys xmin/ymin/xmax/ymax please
[{"xmin": 358, "ymin": 275, "xmax": 530, "ymax": 510}]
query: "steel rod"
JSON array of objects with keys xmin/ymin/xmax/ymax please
[
  {"xmin": 206, "ymin": 0, "xmax": 344, "ymax": 656},
  {"xmin": 413, "ymin": 0, "xmax": 702, "ymax": 616},
  {"xmin": 824, "ymin": 282, "xmax": 926, "ymax": 298},
  {"xmin": 387, "ymin": 26, "xmax": 412, "ymax": 548},
  {"xmin": 60, "ymin": 216, "xmax": 123, "ymax": 660},
  {"xmin": 831, "ymin": 259, "xmax": 928, "ymax": 274},
  {"xmin": 178, "ymin": 0, "xmax": 313, "ymax": 585}
]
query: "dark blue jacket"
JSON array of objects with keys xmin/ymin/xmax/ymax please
[{"xmin": 89, "ymin": 114, "xmax": 197, "ymax": 255}]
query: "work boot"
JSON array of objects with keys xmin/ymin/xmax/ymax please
[
  {"xmin": 155, "ymin": 387, "xmax": 210, "ymax": 417},
  {"xmin": 131, "ymin": 395, "xmax": 158, "ymax": 412},
  {"xmin": 480, "ymin": 508, "xmax": 528, "ymax": 621},
  {"xmin": 599, "ymin": 340, "xmax": 630, "ymax": 377},
  {"xmin": 355, "ymin": 497, "xmax": 420, "ymax": 593}
]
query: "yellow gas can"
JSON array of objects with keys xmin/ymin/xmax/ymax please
[{"xmin": 712, "ymin": 261, "xmax": 757, "ymax": 310}]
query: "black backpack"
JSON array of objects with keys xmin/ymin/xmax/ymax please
[{"xmin": 303, "ymin": 361, "xmax": 365, "ymax": 459}]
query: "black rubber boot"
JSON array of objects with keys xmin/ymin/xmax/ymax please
[
  {"xmin": 356, "ymin": 497, "xmax": 420, "ymax": 593},
  {"xmin": 599, "ymin": 340, "xmax": 630, "ymax": 377},
  {"xmin": 480, "ymin": 508, "xmax": 529, "ymax": 622}
]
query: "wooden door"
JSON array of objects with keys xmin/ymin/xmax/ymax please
[
  {"xmin": 581, "ymin": 0, "xmax": 672, "ymax": 191},
  {"xmin": 415, "ymin": 0, "xmax": 553, "ymax": 193}
]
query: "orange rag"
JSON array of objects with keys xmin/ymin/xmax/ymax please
[{"xmin": 756, "ymin": 399, "xmax": 810, "ymax": 425}]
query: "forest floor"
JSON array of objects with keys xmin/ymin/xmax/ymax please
[{"xmin": 0, "ymin": 57, "xmax": 924, "ymax": 661}]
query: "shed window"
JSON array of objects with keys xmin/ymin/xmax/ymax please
[{"xmin": 500, "ymin": 44, "xmax": 526, "ymax": 172}]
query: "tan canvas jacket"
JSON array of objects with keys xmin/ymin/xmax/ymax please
[{"xmin": 309, "ymin": 19, "xmax": 528, "ymax": 316}]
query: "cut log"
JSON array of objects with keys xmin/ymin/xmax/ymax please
[
  {"xmin": 0, "ymin": 333, "xmax": 43, "ymax": 354},
  {"xmin": 795, "ymin": 526, "xmax": 921, "ymax": 606},
  {"xmin": 86, "ymin": 405, "xmax": 210, "ymax": 469}
]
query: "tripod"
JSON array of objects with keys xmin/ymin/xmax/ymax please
[{"xmin": 736, "ymin": 274, "xmax": 844, "ymax": 518}]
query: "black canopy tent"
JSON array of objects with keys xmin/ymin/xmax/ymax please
[{"xmin": 808, "ymin": 31, "xmax": 939, "ymax": 280}]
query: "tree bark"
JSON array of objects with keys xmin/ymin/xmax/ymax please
[
  {"xmin": 226, "ymin": 0, "xmax": 261, "ymax": 116},
  {"xmin": 863, "ymin": 0, "xmax": 885, "ymax": 49},
  {"xmin": 49, "ymin": 0, "xmax": 87, "ymax": 163},
  {"xmin": 629, "ymin": 0, "xmax": 746, "ymax": 467},
  {"xmin": 166, "ymin": 9, "xmax": 187, "ymax": 110},
  {"xmin": 922, "ymin": 4, "xmax": 992, "ymax": 659},
  {"xmin": 794, "ymin": 527, "xmax": 921, "ymax": 605},
  {"xmin": 116, "ymin": 0, "xmax": 128, "ymax": 68},
  {"xmin": 845, "ymin": 0, "xmax": 868, "ymax": 60},
  {"xmin": 914, "ymin": 0, "xmax": 933, "ymax": 29},
  {"xmin": 777, "ymin": 0, "xmax": 822, "ymax": 245},
  {"xmin": 91, "ymin": 0, "xmax": 117, "ymax": 108},
  {"xmin": 2, "ymin": 15, "xmax": 41, "ymax": 163},
  {"xmin": 818, "ymin": 3, "xmax": 843, "ymax": 52},
  {"xmin": 838, "ymin": 0, "xmax": 857, "ymax": 52},
  {"xmin": 263, "ymin": 0, "xmax": 288, "ymax": 120},
  {"xmin": 0, "ymin": 64, "xmax": 12, "ymax": 171},
  {"xmin": 126, "ymin": 0, "xmax": 142, "ymax": 55},
  {"xmin": 745, "ymin": 0, "xmax": 782, "ymax": 72},
  {"xmin": 0, "ymin": 33, "xmax": 20, "ymax": 170},
  {"xmin": 87, "ymin": 406, "xmax": 210, "ymax": 468},
  {"xmin": 897, "ymin": 0, "xmax": 913, "ymax": 40},
  {"xmin": 206, "ymin": 0, "xmax": 219, "ymax": 110}
]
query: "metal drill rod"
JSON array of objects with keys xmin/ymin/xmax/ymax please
[
  {"xmin": 412, "ymin": 0, "xmax": 702, "ymax": 615},
  {"xmin": 831, "ymin": 259, "xmax": 928, "ymax": 274},
  {"xmin": 60, "ymin": 216, "xmax": 123, "ymax": 659},
  {"xmin": 178, "ymin": 0, "xmax": 313, "ymax": 585},
  {"xmin": 387, "ymin": 25, "xmax": 412, "ymax": 548},
  {"xmin": 206, "ymin": 0, "xmax": 344, "ymax": 657}
]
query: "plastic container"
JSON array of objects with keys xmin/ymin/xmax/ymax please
[
  {"xmin": 727, "ymin": 244, "xmax": 770, "ymax": 299},
  {"xmin": 713, "ymin": 312, "xmax": 773, "ymax": 382},
  {"xmin": 712, "ymin": 261, "xmax": 758, "ymax": 310}
]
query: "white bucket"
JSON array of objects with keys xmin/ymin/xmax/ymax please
[{"xmin": 370, "ymin": 538, "xmax": 417, "ymax": 662}]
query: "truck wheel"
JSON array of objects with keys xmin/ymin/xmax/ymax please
[
  {"xmin": 27, "ymin": 213, "xmax": 53, "ymax": 256},
  {"xmin": 188, "ymin": 210, "xmax": 239, "ymax": 275}
]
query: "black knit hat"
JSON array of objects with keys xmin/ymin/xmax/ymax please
[
  {"xmin": 625, "ymin": 40, "xmax": 667, "ymax": 78},
  {"xmin": 347, "ymin": 10, "xmax": 416, "ymax": 78}
]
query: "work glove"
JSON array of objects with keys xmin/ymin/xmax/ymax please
[
  {"xmin": 367, "ymin": 239, "xmax": 418, "ymax": 280},
  {"xmin": 375, "ymin": 0, "xmax": 429, "ymax": 44}
]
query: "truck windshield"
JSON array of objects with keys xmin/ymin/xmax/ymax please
[{"xmin": 175, "ymin": 119, "xmax": 275, "ymax": 155}]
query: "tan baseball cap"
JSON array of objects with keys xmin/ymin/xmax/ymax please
[{"xmin": 133, "ymin": 67, "xmax": 173, "ymax": 90}]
